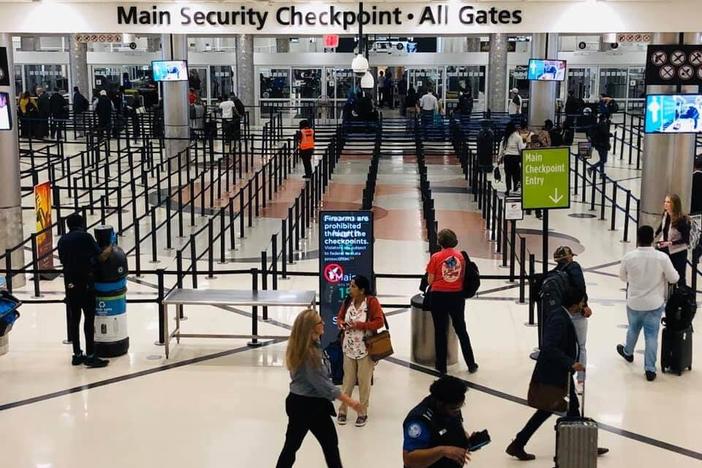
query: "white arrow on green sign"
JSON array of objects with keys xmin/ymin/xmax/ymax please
[{"xmin": 521, "ymin": 146, "xmax": 571, "ymax": 210}]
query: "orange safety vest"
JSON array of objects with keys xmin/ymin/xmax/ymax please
[{"xmin": 300, "ymin": 128, "xmax": 315, "ymax": 150}]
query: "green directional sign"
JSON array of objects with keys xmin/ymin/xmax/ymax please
[{"xmin": 521, "ymin": 146, "xmax": 570, "ymax": 210}]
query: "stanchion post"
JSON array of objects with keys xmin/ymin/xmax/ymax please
[
  {"xmin": 157, "ymin": 268, "xmax": 165, "ymax": 345},
  {"xmin": 261, "ymin": 251, "xmax": 269, "ymax": 321},
  {"xmin": 248, "ymin": 268, "xmax": 262, "ymax": 347},
  {"xmin": 518, "ymin": 236, "xmax": 526, "ymax": 303}
]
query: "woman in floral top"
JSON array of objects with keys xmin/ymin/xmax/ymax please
[{"xmin": 335, "ymin": 275, "xmax": 385, "ymax": 427}]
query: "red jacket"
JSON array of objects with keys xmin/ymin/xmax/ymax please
[{"xmin": 336, "ymin": 295, "xmax": 384, "ymax": 331}]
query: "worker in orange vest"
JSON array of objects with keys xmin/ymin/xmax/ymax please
[{"xmin": 299, "ymin": 119, "xmax": 315, "ymax": 179}]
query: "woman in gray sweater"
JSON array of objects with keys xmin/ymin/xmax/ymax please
[{"xmin": 276, "ymin": 309, "xmax": 363, "ymax": 468}]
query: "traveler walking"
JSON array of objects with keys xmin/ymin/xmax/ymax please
[
  {"xmin": 617, "ymin": 225, "xmax": 679, "ymax": 381},
  {"xmin": 377, "ymin": 70, "xmax": 386, "ymax": 108},
  {"xmin": 276, "ymin": 309, "xmax": 363, "ymax": 468},
  {"xmin": 655, "ymin": 193, "xmax": 690, "ymax": 285},
  {"xmin": 335, "ymin": 275, "xmax": 384, "ymax": 427},
  {"xmin": 588, "ymin": 113, "xmax": 612, "ymax": 175},
  {"xmin": 402, "ymin": 375, "xmax": 473, "ymax": 467},
  {"xmin": 506, "ymin": 287, "xmax": 608, "ymax": 461},
  {"xmin": 72, "ymin": 86, "xmax": 90, "ymax": 138},
  {"xmin": 298, "ymin": 119, "xmax": 315, "ymax": 179},
  {"xmin": 57, "ymin": 213, "xmax": 109, "ymax": 369},
  {"xmin": 426, "ymin": 228, "xmax": 478, "ymax": 375},
  {"xmin": 94, "ymin": 90, "xmax": 113, "ymax": 141},
  {"xmin": 36, "ymin": 87, "xmax": 50, "ymax": 140},
  {"xmin": 218, "ymin": 95, "xmax": 237, "ymax": 141},
  {"xmin": 553, "ymin": 246, "xmax": 591, "ymax": 394},
  {"xmin": 419, "ymin": 89, "xmax": 439, "ymax": 138},
  {"xmin": 508, "ymin": 88, "xmax": 523, "ymax": 122},
  {"xmin": 499, "ymin": 121, "xmax": 526, "ymax": 196},
  {"xmin": 18, "ymin": 91, "xmax": 37, "ymax": 138}
]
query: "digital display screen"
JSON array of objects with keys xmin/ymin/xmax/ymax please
[
  {"xmin": 528, "ymin": 59, "xmax": 567, "ymax": 81},
  {"xmin": 318, "ymin": 211, "xmax": 374, "ymax": 347},
  {"xmin": 152, "ymin": 60, "xmax": 188, "ymax": 82},
  {"xmin": 0, "ymin": 92, "xmax": 12, "ymax": 131},
  {"xmin": 644, "ymin": 94, "xmax": 702, "ymax": 134}
]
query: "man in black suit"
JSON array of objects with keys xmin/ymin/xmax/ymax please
[{"xmin": 506, "ymin": 287, "xmax": 608, "ymax": 461}]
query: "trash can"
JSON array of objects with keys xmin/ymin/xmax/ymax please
[
  {"xmin": 94, "ymin": 225, "xmax": 129, "ymax": 357},
  {"xmin": 411, "ymin": 293, "xmax": 458, "ymax": 366}
]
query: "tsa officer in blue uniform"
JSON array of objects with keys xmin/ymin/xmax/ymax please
[{"xmin": 402, "ymin": 376, "xmax": 472, "ymax": 467}]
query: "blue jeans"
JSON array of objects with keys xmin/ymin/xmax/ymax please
[
  {"xmin": 595, "ymin": 147, "xmax": 608, "ymax": 173},
  {"xmin": 624, "ymin": 306, "xmax": 664, "ymax": 373}
]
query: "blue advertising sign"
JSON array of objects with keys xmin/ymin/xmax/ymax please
[{"xmin": 319, "ymin": 211, "xmax": 374, "ymax": 346}]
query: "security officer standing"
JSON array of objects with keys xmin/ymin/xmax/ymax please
[
  {"xmin": 57, "ymin": 213, "xmax": 109, "ymax": 368},
  {"xmin": 402, "ymin": 376, "xmax": 473, "ymax": 467},
  {"xmin": 298, "ymin": 119, "xmax": 315, "ymax": 179}
]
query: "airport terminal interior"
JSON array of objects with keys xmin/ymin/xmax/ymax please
[{"xmin": 0, "ymin": 1, "xmax": 702, "ymax": 467}]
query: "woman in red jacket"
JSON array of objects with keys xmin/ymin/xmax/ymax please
[{"xmin": 336, "ymin": 275, "xmax": 384, "ymax": 427}]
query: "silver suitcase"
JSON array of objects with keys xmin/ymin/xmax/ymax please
[{"xmin": 554, "ymin": 380, "xmax": 598, "ymax": 468}]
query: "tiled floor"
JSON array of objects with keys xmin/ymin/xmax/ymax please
[{"xmin": 1, "ymin": 119, "xmax": 700, "ymax": 467}]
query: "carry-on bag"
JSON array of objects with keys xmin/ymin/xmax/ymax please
[
  {"xmin": 0, "ymin": 290, "xmax": 21, "ymax": 336},
  {"xmin": 364, "ymin": 315, "xmax": 394, "ymax": 362},
  {"xmin": 554, "ymin": 379, "xmax": 598, "ymax": 468},
  {"xmin": 664, "ymin": 285, "xmax": 696, "ymax": 331},
  {"xmin": 661, "ymin": 325, "xmax": 693, "ymax": 375}
]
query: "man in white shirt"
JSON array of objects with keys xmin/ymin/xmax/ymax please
[
  {"xmin": 618, "ymin": 225, "xmax": 679, "ymax": 381},
  {"xmin": 218, "ymin": 95, "xmax": 237, "ymax": 140},
  {"xmin": 418, "ymin": 89, "xmax": 439, "ymax": 138}
]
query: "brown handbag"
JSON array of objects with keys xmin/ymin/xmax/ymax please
[
  {"xmin": 527, "ymin": 380, "xmax": 568, "ymax": 412},
  {"xmin": 364, "ymin": 314, "xmax": 394, "ymax": 362}
]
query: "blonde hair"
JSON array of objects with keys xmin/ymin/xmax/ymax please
[
  {"xmin": 666, "ymin": 193, "xmax": 684, "ymax": 224},
  {"xmin": 286, "ymin": 309, "xmax": 322, "ymax": 372}
]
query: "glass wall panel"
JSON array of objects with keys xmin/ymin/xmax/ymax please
[{"xmin": 259, "ymin": 68, "xmax": 290, "ymax": 99}]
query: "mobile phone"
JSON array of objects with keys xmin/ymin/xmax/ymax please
[{"xmin": 467, "ymin": 430, "xmax": 491, "ymax": 451}]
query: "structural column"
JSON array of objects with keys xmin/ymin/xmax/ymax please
[
  {"xmin": 487, "ymin": 33, "xmax": 508, "ymax": 113},
  {"xmin": 68, "ymin": 35, "xmax": 89, "ymax": 100},
  {"xmin": 528, "ymin": 33, "xmax": 559, "ymax": 127},
  {"xmin": 236, "ymin": 34, "xmax": 255, "ymax": 108},
  {"xmin": 640, "ymin": 32, "xmax": 702, "ymax": 228},
  {"xmin": 0, "ymin": 34, "xmax": 26, "ymax": 287},
  {"xmin": 161, "ymin": 34, "xmax": 189, "ymax": 161}
]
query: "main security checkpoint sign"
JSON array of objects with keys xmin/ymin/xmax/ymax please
[
  {"xmin": 318, "ymin": 211, "xmax": 374, "ymax": 347},
  {"xmin": 521, "ymin": 147, "xmax": 570, "ymax": 210}
]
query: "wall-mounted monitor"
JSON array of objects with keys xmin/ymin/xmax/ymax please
[
  {"xmin": 152, "ymin": 60, "xmax": 188, "ymax": 82},
  {"xmin": 0, "ymin": 92, "xmax": 12, "ymax": 131},
  {"xmin": 527, "ymin": 59, "xmax": 567, "ymax": 81},
  {"xmin": 644, "ymin": 94, "xmax": 702, "ymax": 134}
]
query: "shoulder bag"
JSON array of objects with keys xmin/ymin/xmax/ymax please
[{"xmin": 363, "ymin": 305, "xmax": 394, "ymax": 362}]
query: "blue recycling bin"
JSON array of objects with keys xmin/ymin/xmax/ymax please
[{"xmin": 94, "ymin": 226, "xmax": 129, "ymax": 357}]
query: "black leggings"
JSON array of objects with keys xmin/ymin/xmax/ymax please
[
  {"xmin": 669, "ymin": 250, "xmax": 688, "ymax": 286},
  {"xmin": 66, "ymin": 283, "xmax": 96, "ymax": 356},
  {"xmin": 430, "ymin": 292, "xmax": 477, "ymax": 374},
  {"xmin": 503, "ymin": 154, "xmax": 521, "ymax": 193},
  {"xmin": 276, "ymin": 393, "xmax": 342, "ymax": 468}
]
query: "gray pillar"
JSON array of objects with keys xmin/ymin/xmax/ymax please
[
  {"xmin": 487, "ymin": 33, "xmax": 508, "ymax": 113},
  {"xmin": 466, "ymin": 36, "xmax": 481, "ymax": 53},
  {"xmin": 147, "ymin": 36, "xmax": 161, "ymax": 53},
  {"xmin": 276, "ymin": 38, "xmax": 289, "ymax": 53},
  {"xmin": 0, "ymin": 34, "xmax": 26, "ymax": 287},
  {"xmin": 69, "ymin": 35, "xmax": 89, "ymax": 100},
  {"xmin": 640, "ymin": 32, "xmax": 702, "ymax": 228},
  {"xmin": 161, "ymin": 34, "xmax": 189, "ymax": 160},
  {"xmin": 236, "ymin": 34, "xmax": 255, "ymax": 108},
  {"xmin": 528, "ymin": 33, "xmax": 559, "ymax": 127}
]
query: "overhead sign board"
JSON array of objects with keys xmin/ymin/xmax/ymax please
[
  {"xmin": 1, "ymin": 2, "xmax": 702, "ymax": 34},
  {"xmin": 521, "ymin": 147, "xmax": 571, "ymax": 210},
  {"xmin": 319, "ymin": 211, "xmax": 374, "ymax": 347},
  {"xmin": 646, "ymin": 44, "xmax": 702, "ymax": 86}
]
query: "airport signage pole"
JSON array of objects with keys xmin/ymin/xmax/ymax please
[{"xmin": 521, "ymin": 146, "xmax": 570, "ymax": 274}]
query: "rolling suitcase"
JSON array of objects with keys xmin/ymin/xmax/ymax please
[
  {"xmin": 554, "ymin": 380, "xmax": 598, "ymax": 468},
  {"xmin": 661, "ymin": 326, "xmax": 693, "ymax": 375}
]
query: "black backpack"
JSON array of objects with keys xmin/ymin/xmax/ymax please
[
  {"xmin": 549, "ymin": 127, "xmax": 564, "ymax": 147},
  {"xmin": 607, "ymin": 99, "xmax": 619, "ymax": 114},
  {"xmin": 74, "ymin": 94, "xmax": 89, "ymax": 113},
  {"xmin": 539, "ymin": 268, "xmax": 570, "ymax": 314},
  {"xmin": 461, "ymin": 251, "xmax": 481, "ymax": 298},
  {"xmin": 664, "ymin": 285, "xmax": 697, "ymax": 331}
]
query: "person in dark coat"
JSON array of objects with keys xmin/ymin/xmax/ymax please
[
  {"xmin": 691, "ymin": 155, "xmax": 702, "ymax": 215},
  {"xmin": 506, "ymin": 287, "xmax": 608, "ymax": 461},
  {"xmin": 36, "ymin": 87, "xmax": 51, "ymax": 140},
  {"xmin": 57, "ymin": 213, "xmax": 109, "ymax": 368},
  {"xmin": 95, "ymin": 90, "xmax": 113, "ymax": 141},
  {"xmin": 49, "ymin": 88, "xmax": 68, "ymax": 140},
  {"xmin": 588, "ymin": 114, "xmax": 612, "ymax": 175}
]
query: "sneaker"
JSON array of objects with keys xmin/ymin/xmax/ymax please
[
  {"xmin": 505, "ymin": 440, "xmax": 535, "ymax": 461},
  {"xmin": 616, "ymin": 345, "xmax": 634, "ymax": 363},
  {"xmin": 71, "ymin": 353, "xmax": 85, "ymax": 366},
  {"xmin": 355, "ymin": 415, "xmax": 367, "ymax": 427},
  {"xmin": 575, "ymin": 381, "xmax": 584, "ymax": 395},
  {"xmin": 337, "ymin": 413, "xmax": 347, "ymax": 426},
  {"xmin": 468, "ymin": 363, "xmax": 479, "ymax": 374},
  {"xmin": 84, "ymin": 355, "xmax": 109, "ymax": 368},
  {"xmin": 646, "ymin": 371, "xmax": 657, "ymax": 382}
]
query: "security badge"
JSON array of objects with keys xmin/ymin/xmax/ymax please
[{"xmin": 408, "ymin": 423, "xmax": 423, "ymax": 439}]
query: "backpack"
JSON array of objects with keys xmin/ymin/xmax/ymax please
[
  {"xmin": 324, "ymin": 339, "xmax": 344, "ymax": 385},
  {"xmin": 539, "ymin": 268, "xmax": 570, "ymax": 314},
  {"xmin": 549, "ymin": 127, "xmax": 564, "ymax": 147},
  {"xmin": 663, "ymin": 285, "xmax": 696, "ymax": 331},
  {"xmin": 74, "ymin": 94, "xmax": 89, "ymax": 113},
  {"xmin": 460, "ymin": 251, "xmax": 481, "ymax": 298},
  {"xmin": 607, "ymin": 99, "xmax": 619, "ymax": 114},
  {"xmin": 512, "ymin": 95, "xmax": 521, "ymax": 106}
]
